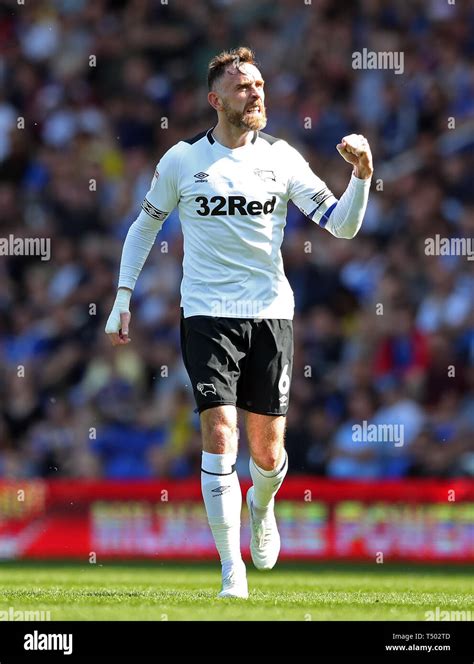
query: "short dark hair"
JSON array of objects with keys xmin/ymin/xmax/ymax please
[{"xmin": 207, "ymin": 46, "xmax": 257, "ymax": 90}]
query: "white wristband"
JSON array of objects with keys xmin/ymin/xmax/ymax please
[
  {"xmin": 115, "ymin": 288, "xmax": 132, "ymax": 312},
  {"xmin": 105, "ymin": 288, "xmax": 132, "ymax": 335}
]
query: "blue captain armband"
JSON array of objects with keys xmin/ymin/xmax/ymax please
[{"xmin": 317, "ymin": 201, "xmax": 338, "ymax": 228}]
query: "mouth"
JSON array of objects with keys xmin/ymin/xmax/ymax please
[{"xmin": 245, "ymin": 104, "xmax": 262, "ymax": 115}]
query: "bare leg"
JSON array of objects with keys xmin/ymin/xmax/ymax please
[{"xmin": 244, "ymin": 412, "xmax": 288, "ymax": 570}]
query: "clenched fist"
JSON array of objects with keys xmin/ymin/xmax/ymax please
[
  {"xmin": 105, "ymin": 288, "xmax": 132, "ymax": 346},
  {"xmin": 336, "ymin": 134, "xmax": 373, "ymax": 180}
]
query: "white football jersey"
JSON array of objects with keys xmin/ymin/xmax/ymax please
[{"xmin": 133, "ymin": 128, "xmax": 339, "ymax": 319}]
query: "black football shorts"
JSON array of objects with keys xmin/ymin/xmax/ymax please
[{"xmin": 180, "ymin": 311, "xmax": 293, "ymax": 416}]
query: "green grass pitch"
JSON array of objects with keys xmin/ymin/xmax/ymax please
[{"xmin": 0, "ymin": 562, "xmax": 472, "ymax": 621}]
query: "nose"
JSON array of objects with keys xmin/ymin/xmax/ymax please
[{"xmin": 250, "ymin": 87, "xmax": 262, "ymax": 103}]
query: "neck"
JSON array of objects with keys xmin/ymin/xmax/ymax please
[{"xmin": 212, "ymin": 121, "xmax": 255, "ymax": 149}]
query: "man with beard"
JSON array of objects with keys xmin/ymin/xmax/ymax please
[{"xmin": 105, "ymin": 47, "xmax": 373, "ymax": 598}]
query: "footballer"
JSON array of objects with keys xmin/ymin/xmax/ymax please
[{"xmin": 105, "ymin": 47, "xmax": 373, "ymax": 598}]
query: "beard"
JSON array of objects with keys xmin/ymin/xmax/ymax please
[{"xmin": 221, "ymin": 99, "xmax": 267, "ymax": 131}]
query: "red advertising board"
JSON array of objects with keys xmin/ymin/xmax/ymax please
[{"xmin": 0, "ymin": 479, "xmax": 472, "ymax": 562}]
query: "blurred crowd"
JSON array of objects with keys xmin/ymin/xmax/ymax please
[{"xmin": 0, "ymin": 0, "xmax": 473, "ymax": 481}]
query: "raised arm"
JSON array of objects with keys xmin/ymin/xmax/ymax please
[{"xmin": 287, "ymin": 134, "xmax": 373, "ymax": 239}]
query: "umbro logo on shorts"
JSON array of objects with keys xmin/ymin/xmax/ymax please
[{"xmin": 197, "ymin": 382, "xmax": 217, "ymax": 396}]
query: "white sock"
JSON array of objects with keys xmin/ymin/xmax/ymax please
[
  {"xmin": 249, "ymin": 450, "xmax": 288, "ymax": 511},
  {"xmin": 201, "ymin": 451, "xmax": 243, "ymax": 569}
]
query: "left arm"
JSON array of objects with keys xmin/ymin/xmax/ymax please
[
  {"xmin": 324, "ymin": 171, "xmax": 371, "ymax": 239},
  {"xmin": 326, "ymin": 133, "xmax": 373, "ymax": 239},
  {"xmin": 287, "ymin": 134, "xmax": 373, "ymax": 239}
]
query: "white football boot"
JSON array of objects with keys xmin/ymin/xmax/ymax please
[
  {"xmin": 246, "ymin": 486, "xmax": 280, "ymax": 570},
  {"xmin": 218, "ymin": 561, "xmax": 249, "ymax": 599}
]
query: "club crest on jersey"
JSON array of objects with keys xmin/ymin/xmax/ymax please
[
  {"xmin": 194, "ymin": 171, "xmax": 209, "ymax": 183},
  {"xmin": 197, "ymin": 382, "xmax": 217, "ymax": 396},
  {"xmin": 254, "ymin": 168, "xmax": 276, "ymax": 182}
]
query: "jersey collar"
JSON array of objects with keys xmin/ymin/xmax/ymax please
[{"xmin": 206, "ymin": 127, "xmax": 258, "ymax": 147}]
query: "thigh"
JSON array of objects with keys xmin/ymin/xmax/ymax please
[
  {"xmin": 237, "ymin": 319, "xmax": 294, "ymax": 416},
  {"xmin": 180, "ymin": 313, "xmax": 249, "ymax": 414},
  {"xmin": 245, "ymin": 411, "xmax": 286, "ymax": 467}
]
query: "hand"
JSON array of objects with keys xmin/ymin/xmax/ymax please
[
  {"xmin": 336, "ymin": 134, "xmax": 373, "ymax": 179},
  {"xmin": 105, "ymin": 288, "xmax": 132, "ymax": 346}
]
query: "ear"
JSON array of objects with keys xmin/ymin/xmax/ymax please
[{"xmin": 208, "ymin": 90, "xmax": 222, "ymax": 112}]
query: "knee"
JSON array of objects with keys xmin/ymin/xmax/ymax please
[
  {"xmin": 252, "ymin": 446, "xmax": 285, "ymax": 472},
  {"xmin": 209, "ymin": 422, "xmax": 236, "ymax": 453},
  {"xmin": 201, "ymin": 410, "xmax": 237, "ymax": 454}
]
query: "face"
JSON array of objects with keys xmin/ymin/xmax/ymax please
[{"xmin": 211, "ymin": 62, "xmax": 267, "ymax": 131}]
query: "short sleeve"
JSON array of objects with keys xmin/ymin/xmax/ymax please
[
  {"xmin": 286, "ymin": 144, "xmax": 338, "ymax": 228},
  {"xmin": 141, "ymin": 144, "xmax": 181, "ymax": 226}
]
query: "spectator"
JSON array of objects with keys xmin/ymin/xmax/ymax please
[{"xmin": 0, "ymin": 0, "xmax": 472, "ymax": 479}]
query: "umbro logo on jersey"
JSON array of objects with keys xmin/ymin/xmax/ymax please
[
  {"xmin": 194, "ymin": 171, "xmax": 209, "ymax": 183},
  {"xmin": 254, "ymin": 168, "xmax": 276, "ymax": 182}
]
